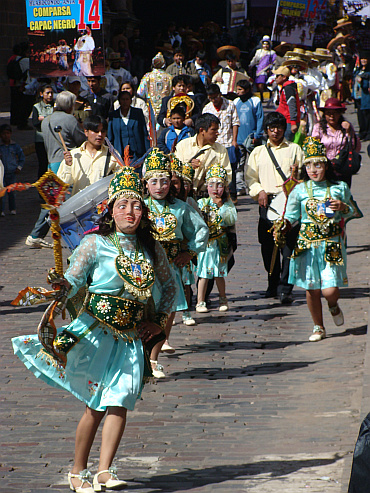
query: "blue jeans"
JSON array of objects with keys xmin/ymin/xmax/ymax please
[
  {"xmin": 226, "ymin": 146, "xmax": 238, "ymax": 196},
  {"xmin": 29, "ymin": 162, "xmax": 61, "ymax": 239},
  {"xmin": 1, "ymin": 173, "xmax": 16, "ymax": 212}
]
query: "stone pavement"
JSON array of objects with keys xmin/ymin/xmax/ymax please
[{"xmin": 0, "ymin": 106, "xmax": 369, "ymax": 493}]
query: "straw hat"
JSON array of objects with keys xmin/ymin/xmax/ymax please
[
  {"xmin": 312, "ymin": 48, "xmax": 332, "ymax": 60},
  {"xmin": 282, "ymin": 54, "xmax": 308, "ymax": 70},
  {"xmin": 333, "ymin": 17, "xmax": 352, "ymax": 31},
  {"xmin": 327, "ymin": 34, "xmax": 351, "ymax": 52},
  {"xmin": 216, "ymin": 45, "xmax": 241, "ymax": 60},
  {"xmin": 284, "ymin": 48, "xmax": 311, "ymax": 61}
]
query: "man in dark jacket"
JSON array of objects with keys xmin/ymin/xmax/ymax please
[{"xmin": 81, "ymin": 76, "xmax": 114, "ymax": 119}]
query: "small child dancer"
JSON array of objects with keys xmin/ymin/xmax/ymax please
[
  {"xmin": 196, "ymin": 164, "xmax": 237, "ymax": 313},
  {"xmin": 170, "ymin": 156, "xmax": 198, "ymax": 326}
]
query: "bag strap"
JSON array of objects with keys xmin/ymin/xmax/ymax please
[
  {"xmin": 265, "ymin": 144, "xmax": 288, "ymax": 182},
  {"xmin": 103, "ymin": 150, "xmax": 111, "ymax": 177}
]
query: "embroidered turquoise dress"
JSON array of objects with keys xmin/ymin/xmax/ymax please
[
  {"xmin": 196, "ymin": 198, "xmax": 237, "ymax": 279},
  {"xmin": 145, "ymin": 197, "xmax": 209, "ymax": 311},
  {"xmin": 12, "ymin": 233, "xmax": 177, "ymax": 411},
  {"xmin": 285, "ymin": 180, "xmax": 354, "ymax": 290}
]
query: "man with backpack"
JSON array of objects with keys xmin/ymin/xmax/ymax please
[{"xmin": 7, "ymin": 42, "xmax": 34, "ymax": 130}]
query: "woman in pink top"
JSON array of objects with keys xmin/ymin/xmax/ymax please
[{"xmin": 312, "ymin": 98, "xmax": 361, "ymax": 187}]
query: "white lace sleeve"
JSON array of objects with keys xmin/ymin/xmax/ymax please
[
  {"xmin": 64, "ymin": 235, "xmax": 98, "ymax": 297},
  {"xmin": 153, "ymin": 241, "xmax": 178, "ymax": 314}
]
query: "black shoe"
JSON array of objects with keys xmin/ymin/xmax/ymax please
[
  {"xmin": 264, "ymin": 288, "xmax": 277, "ymax": 298},
  {"xmin": 280, "ymin": 293, "xmax": 293, "ymax": 304}
]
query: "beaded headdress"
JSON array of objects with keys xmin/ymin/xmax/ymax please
[
  {"xmin": 182, "ymin": 162, "xmax": 195, "ymax": 183},
  {"xmin": 108, "ymin": 167, "xmax": 143, "ymax": 204},
  {"xmin": 170, "ymin": 155, "xmax": 183, "ymax": 177},
  {"xmin": 302, "ymin": 137, "xmax": 327, "ymax": 164},
  {"xmin": 206, "ymin": 163, "xmax": 228, "ymax": 184},
  {"xmin": 152, "ymin": 52, "xmax": 165, "ymax": 69},
  {"xmin": 143, "ymin": 148, "xmax": 171, "ymax": 180}
]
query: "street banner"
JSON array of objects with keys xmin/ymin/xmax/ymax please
[
  {"xmin": 25, "ymin": 0, "xmax": 105, "ymax": 77},
  {"xmin": 230, "ymin": 0, "xmax": 247, "ymax": 28},
  {"xmin": 272, "ymin": 0, "xmax": 329, "ymax": 47}
]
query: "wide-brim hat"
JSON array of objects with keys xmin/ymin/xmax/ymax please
[
  {"xmin": 318, "ymin": 97, "xmax": 346, "ymax": 111},
  {"xmin": 282, "ymin": 56, "xmax": 308, "ymax": 70},
  {"xmin": 312, "ymin": 48, "xmax": 332, "ymax": 60},
  {"xmin": 334, "ymin": 17, "xmax": 352, "ymax": 31},
  {"xmin": 108, "ymin": 167, "xmax": 144, "ymax": 205},
  {"xmin": 285, "ymin": 48, "xmax": 311, "ymax": 61},
  {"xmin": 217, "ymin": 45, "xmax": 240, "ymax": 61},
  {"xmin": 274, "ymin": 41, "xmax": 293, "ymax": 55},
  {"xmin": 327, "ymin": 34, "xmax": 351, "ymax": 52},
  {"xmin": 186, "ymin": 37, "xmax": 203, "ymax": 50}
]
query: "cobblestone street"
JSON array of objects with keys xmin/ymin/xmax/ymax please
[{"xmin": 0, "ymin": 105, "xmax": 369, "ymax": 492}]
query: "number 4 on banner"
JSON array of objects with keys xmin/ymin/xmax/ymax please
[{"xmin": 77, "ymin": 0, "xmax": 101, "ymax": 30}]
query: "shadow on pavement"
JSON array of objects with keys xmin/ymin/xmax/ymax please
[
  {"xmin": 169, "ymin": 360, "xmax": 319, "ymax": 380},
  {"xmin": 129, "ymin": 454, "xmax": 344, "ymax": 491}
]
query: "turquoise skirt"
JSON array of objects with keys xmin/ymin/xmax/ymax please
[
  {"xmin": 288, "ymin": 239, "xmax": 348, "ymax": 290},
  {"xmin": 197, "ymin": 239, "xmax": 228, "ymax": 279},
  {"xmin": 12, "ymin": 311, "xmax": 144, "ymax": 412}
]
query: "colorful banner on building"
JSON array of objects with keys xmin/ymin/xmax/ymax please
[
  {"xmin": 230, "ymin": 0, "xmax": 247, "ymax": 28},
  {"xmin": 25, "ymin": 0, "xmax": 105, "ymax": 77},
  {"xmin": 272, "ymin": 0, "xmax": 329, "ymax": 47}
]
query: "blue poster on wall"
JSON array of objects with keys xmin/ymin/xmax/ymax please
[
  {"xmin": 25, "ymin": 0, "xmax": 105, "ymax": 77},
  {"xmin": 272, "ymin": 0, "xmax": 331, "ymax": 47}
]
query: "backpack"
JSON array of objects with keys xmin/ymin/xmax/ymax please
[{"xmin": 7, "ymin": 57, "xmax": 25, "ymax": 81}]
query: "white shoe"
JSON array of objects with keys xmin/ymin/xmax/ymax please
[
  {"xmin": 196, "ymin": 302, "xmax": 209, "ymax": 313},
  {"xmin": 150, "ymin": 360, "xmax": 166, "ymax": 378},
  {"xmin": 161, "ymin": 340, "xmax": 175, "ymax": 353},
  {"xmin": 182, "ymin": 311, "xmax": 196, "ymax": 326},
  {"xmin": 10, "ymin": 210, "xmax": 16, "ymax": 215},
  {"xmin": 25, "ymin": 235, "xmax": 53, "ymax": 248},
  {"xmin": 329, "ymin": 304, "xmax": 344, "ymax": 326},
  {"xmin": 219, "ymin": 297, "xmax": 229, "ymax": 312},
  {"xmin": 0, "ymin": 212, "xmax": 5, "ymax": 217},
  {"xmin": 68, "ymin": 470, "xmax": 94, "ymax": 493},
  {"xmin": 93, "ymin": 467, "xmax": 127, "ymax": 491},
  {"xmin": 309, "ymin": 325, "xmax": 326, "ymax": 342}
]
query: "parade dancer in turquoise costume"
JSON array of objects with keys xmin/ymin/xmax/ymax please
[
  {"xmin": 281, "ymin": 137, "xmax": 354, "ymax": 342},
  {"xmin": 143, "ymin": 148, "xmax": 208, "ymax": 378},
  {"xmin": 196, "ymin": 164, "xmax": 237, "ymax": 313},
  {"xmin": 170, "ymin": 156, "xmax": 200, "ymax": 326},
  {"xmin": 12, "ymin": 167, "xmax": 177, "ymax": 492}
]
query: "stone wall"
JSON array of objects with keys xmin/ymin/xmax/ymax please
[{"xmin": 0, "ymin": 2, "xmax": 28, "ymax": 111}]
